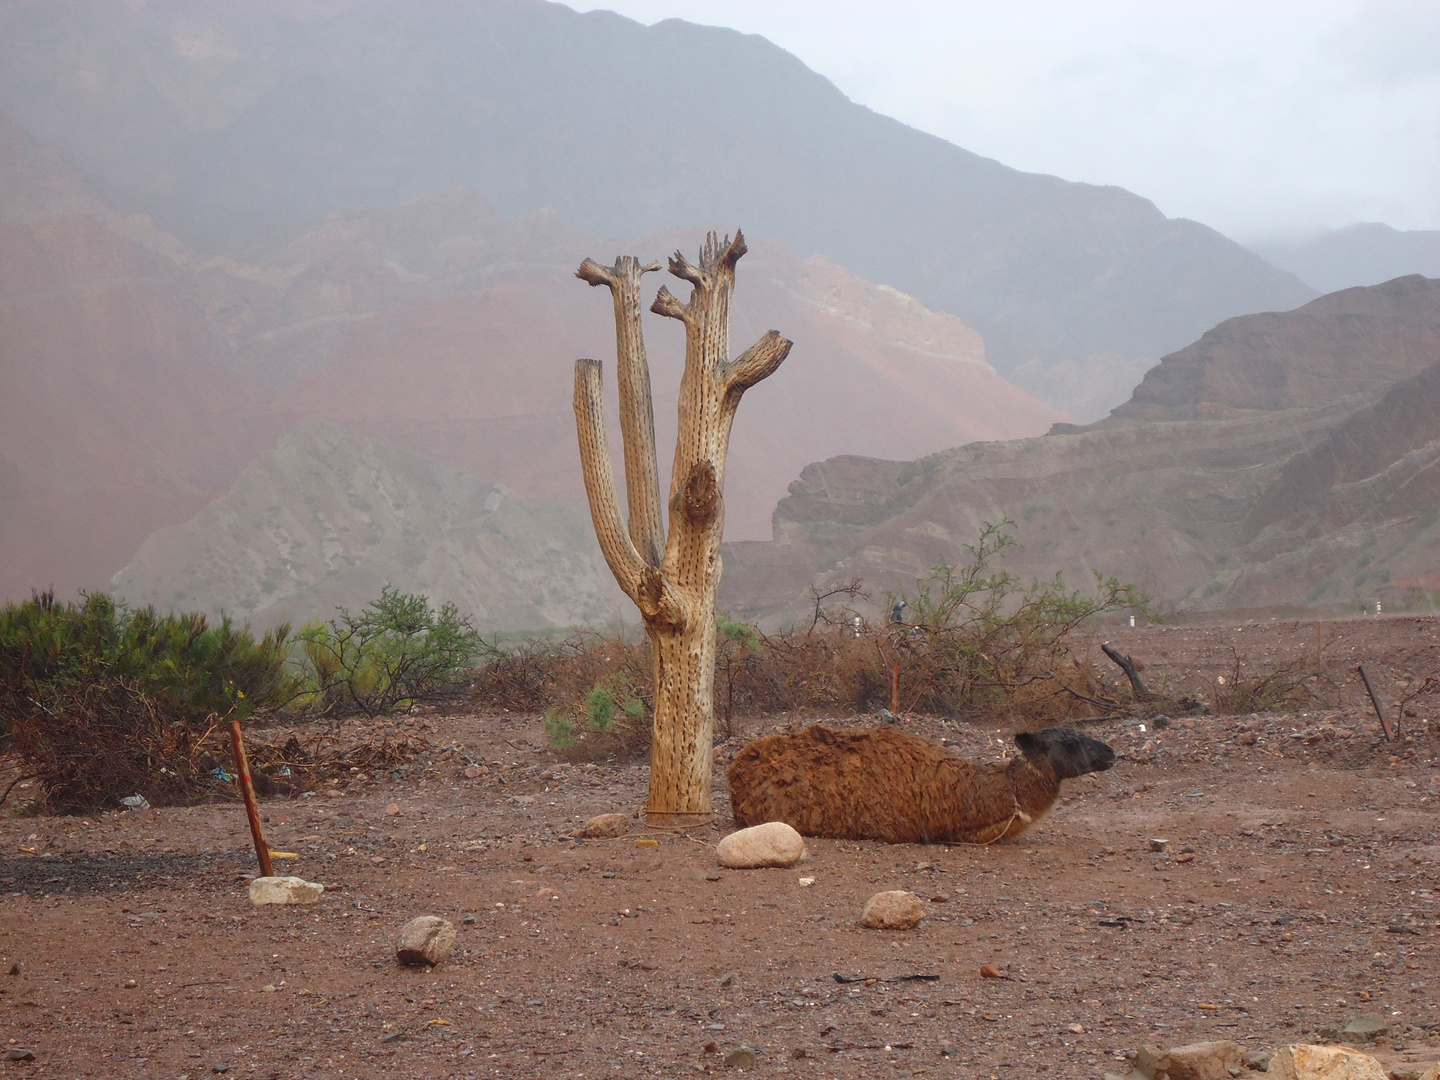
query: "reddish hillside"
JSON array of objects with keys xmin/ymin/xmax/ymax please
[
  {"xmin": 276, "ymin": 205, "xmax": 1068, "ymax": 539},
  {"xmin": 1, "ymin": 125, "xmax": 1066, "ymax": 612}
]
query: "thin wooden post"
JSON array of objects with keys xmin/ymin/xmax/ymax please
[
  {"xmin": 230, "ymin": 721, "xmax": 273, "ymax": 877},
  {"xmin": 1356, "ymin": 666, "xmax": 1395, "ymax": 742}
]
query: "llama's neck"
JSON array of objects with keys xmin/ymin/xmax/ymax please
[{"xmin": 1007, "ymin": 756, "xmax": 1063, "ymax": 823}]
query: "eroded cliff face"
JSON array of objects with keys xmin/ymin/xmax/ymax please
[
  {"xmin": 111, "ymin": 422, "xmax": 628, "ymax": 632},
  {"xmin": 720, "ymin": 277, "xmax": 1440, "ymax": 623},
  {"xmin": 1106, "ymin": 276, "xmax": 1440, "ymax": 422}
]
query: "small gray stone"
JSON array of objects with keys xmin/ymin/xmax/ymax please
[
  {"xmin": 1341, "ymin": 1017, "xmax": 1390, "ymax": 1041},
  {"xmin": 394, "ymin": 915, "xmax": 457, "ymax": 967},
  {"xmin": 5, "ymin": 1049, "xmax": 36, "ymax": 1062},
  {"xmin": 859, "ymin": 890, "xmax": 927, "ymax": 930},
  {"xmin": 724, "ymin": 1046, "xmax": 758, "ymax": 1069},
  {"xmin": 1242, "ymin": 1051, "xmax": 1274, "ymax": 1072}
]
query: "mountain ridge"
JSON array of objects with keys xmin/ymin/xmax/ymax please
[{"xmin": 0, "ymin": 0, "xmax": 1317, "ymax": 415}]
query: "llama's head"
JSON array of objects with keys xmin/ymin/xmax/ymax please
[{"xmin": 1013, "ymin": 726, "xmax": 1115, "ymax": 780}]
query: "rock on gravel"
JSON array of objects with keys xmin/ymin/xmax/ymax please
[
  {"xmin": 723, "ymin": 1046, "xmax": 758, "ymax": 1069},
  {"xmin": 716, "ymin": 821, "xmax": 804, "ymax": 869},
  {"xmin": 1265, "ymin": 1044, "xmax": 1388, "ymax": 1079},
  {"xmin": 579, "ymin": 813, "xmax": 629, "ymax": 838},
  {"xmin": 394, "ymin": 916, "xmax": 457, "ymax": 967},
  {"xmin": 860, "ymin": 890, "xmax": 927, "ymax": 930},
  {"xmin": 248, "ymin": 876, "xmax": 324, "ymax": 906},
  {"xmin": 1148, "ymin": 1040, "xmax": 1243, "ymax": 1080}
]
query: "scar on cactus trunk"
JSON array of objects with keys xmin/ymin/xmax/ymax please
[{"xmin": 573, "ymin": 231, "xmax": 791, "ymax": 822}]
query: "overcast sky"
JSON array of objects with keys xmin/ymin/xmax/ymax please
[{"xmin": 566, "ymin": 0, "xmax": 1440, "ymax": 241}]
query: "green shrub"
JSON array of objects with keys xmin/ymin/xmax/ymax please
[
  {"xmin": 294, "ymin": 586, "xmax": 489, "ymax": 716},
  {"xmin": 885, "ymin": 520, "xmax": 1147, "ymax": 718},
  {"xmin": 0, "ymin": 589, "xmax": 293, "ymax": 810}
]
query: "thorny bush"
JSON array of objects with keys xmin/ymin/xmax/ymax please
[
  {"xmin": 884, "ymin": 521, "xmax": 1147, "ymax": 720},
  {"xmin": 505, "ymin": 522, "xmax": 1151, "ymax": 756}
]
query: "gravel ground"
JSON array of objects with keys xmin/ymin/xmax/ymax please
[{"xmin": 1, "ymin": 615, "xmax": 1437, "ymax": 1079}]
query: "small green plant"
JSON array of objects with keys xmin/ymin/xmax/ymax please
[
  {"xmin": 295, "ymin": 586, "xmax": 489, "ymax": 716},
  {"xmin": 581, "ymin": 678, "xmax": 644, "ymax": 732},
  {"xmin": 542, "ymin": 707, "xmax": 577, "ymax": 750},
  {"xmin": 583, "ymin": 683, "xmax": 618, "ymax": 731},
  {"xmin": 717, "ymin": 614, "xmax": 762, "ymax": 655}
]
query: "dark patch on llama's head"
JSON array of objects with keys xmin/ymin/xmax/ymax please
[{"xmin": 1014, "ymin": 726, "xmax": 1115, "ymax": 780}]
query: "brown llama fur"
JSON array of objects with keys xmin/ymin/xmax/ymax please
[{"xmin": 727, "ymin": 725, "xmax": 1115, "ymax": 845}]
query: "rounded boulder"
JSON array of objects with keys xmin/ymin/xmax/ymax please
[
  {"xmin": 395, "ymin": 916, "xmax": 458, "ymax": 967},
  {"xmin": 716, "ymin": 821, "xmax": 805, "ymax": 869}
]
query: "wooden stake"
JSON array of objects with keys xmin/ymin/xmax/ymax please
[
  {"xmin": 229, "ymin": 721, "xmax": 273, "ymax": 877},
  {"xmin": 1356, "ymin": 665, "xmax": 1395, "ymax": 742}
]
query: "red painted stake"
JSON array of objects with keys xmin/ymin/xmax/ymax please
[{"xmin": 229, "ymin": 720, "xmax": 273, "ymax": 877}]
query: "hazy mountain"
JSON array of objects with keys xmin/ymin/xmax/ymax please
[
  {"xmin": 0, "ymin": 0, "xmax": 1316, "ymax": 417},
  {"xmin": 112, "ymin": 422, "xmax": 628, "ymax": 630},
  {"xmin": 1251, "ymin": 224, "xmax": 1440, "ymax": 294},
  {"xmin": 0, "ymin": 113, "xmax": 280, "ymax": 599},
  {"xmin": 719, "ymin": 277, "xmax": 1440, "ymax": 621},
  {"xmin": 0, "ymin": 112, "xmax": 1064, "ymax": 607}
]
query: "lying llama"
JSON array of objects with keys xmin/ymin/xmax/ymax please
[{"xmin": 727, "ymin": 724, "xmax": 1114, "ymax": 845}]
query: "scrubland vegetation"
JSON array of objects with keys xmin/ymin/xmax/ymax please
[{"xmin": 0, "ymin": 524, "xmax": 1167, "ymax": 812}]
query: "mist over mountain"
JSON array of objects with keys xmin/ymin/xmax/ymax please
[
  {"xmin": 0, "ymin": 0, "xmax": 1316, "ymax": 417},
  {"xmin": 1250, "ymin": 224, "xmax": 1440, "ymax": 295},
  {"xmin": 0, "ymin": 107, "xmax": 1062, "ymax": 609}
]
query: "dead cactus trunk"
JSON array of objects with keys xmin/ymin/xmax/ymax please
[{"xmin": 575, "ymin": 232, "xmax": 791, "ymax": 821}]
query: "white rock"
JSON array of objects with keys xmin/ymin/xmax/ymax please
[
  {"xmin": 716, "ymin": 821, "xmax": 805, "ymax": 869},
  {"xmin": 1266, "ymin": 1045, "xmax": 1388, "ymax": 1080},
  {"xmin": 248, "ymin": 876, "xmax": 324, "ymax": 906},
  {"xmin": 579, "ymin": 812, "xmax": 629, "ymax": 838},
  {"xmin": 395, "ymin": 916, "xmax": 457, "ymax": 966},
  {"xmin": 860, "ymin": 890, "xmax": 927, "ymax": 930}
]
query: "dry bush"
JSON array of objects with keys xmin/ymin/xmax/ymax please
[
  {"xmin": 470, "ymin": 632, "xmax": 653, "ymax": 761},
  {"xmin": 4, "ymin": 683, "xmax": 423, "ymax": 813},
  {"xmin": 1210, "ymin": 647, "xmax": 1324, "ymax": 715},
  {"xmin": 718, "ymin": 628, "xmax": 886, "ymax": 728}
]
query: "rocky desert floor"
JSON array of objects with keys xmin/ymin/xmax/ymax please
[{"xmin": 1, "ymin": 615, "xmax": 1437, "ymax": 1080}]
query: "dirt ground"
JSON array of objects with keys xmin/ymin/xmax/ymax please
[{"xmin": 1, "ymin": 615, "xmax": 1437, "ymax": 1079}]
